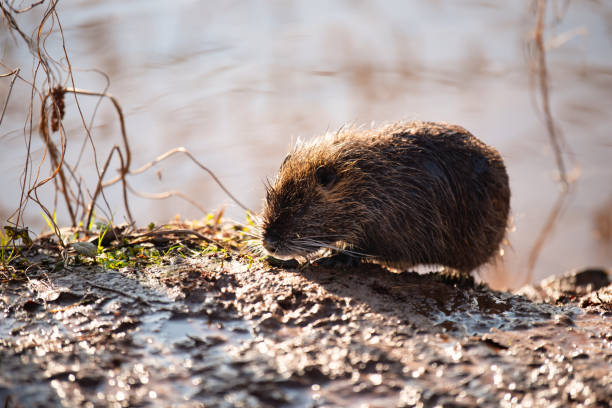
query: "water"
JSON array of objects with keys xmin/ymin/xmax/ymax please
[{"xmin": 1, "ymin": 0, "xmax": 611, "ymax": 287}]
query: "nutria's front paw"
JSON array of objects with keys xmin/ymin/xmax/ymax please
[
  {"xmin": 314, "ymin": 252, "xmax": 363, "ymax": 269},
  {"xmin": 265, "ymin": 256, "xmax": 300, "ymax": 269}
]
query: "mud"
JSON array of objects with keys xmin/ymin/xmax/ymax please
[{"xmin": 0, "ymin": 225, "xmax": 611, "ymax": 407}]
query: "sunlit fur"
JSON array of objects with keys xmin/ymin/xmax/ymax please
[{"xmin": 261, "ymin": 121, "xmax": 510, "ymax": 273}]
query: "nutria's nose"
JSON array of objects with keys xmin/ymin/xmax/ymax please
[{"xmin": 262, "ymin": 230, "xmax": 280, "ymax": 252}]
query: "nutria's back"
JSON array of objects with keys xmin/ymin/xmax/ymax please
[{"xmin": 261, "ymin": 121, "xmax": 510, "ymax": 273}]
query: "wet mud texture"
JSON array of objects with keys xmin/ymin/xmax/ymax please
[{"xmin": 1, "ymin": 245, "xmax": 611, "ymax": 407}]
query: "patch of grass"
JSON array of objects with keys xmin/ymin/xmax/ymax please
[
  {"xmin": 0, "ymin": 225, "xmax": 35, "ymax": 269},
  {"xmin": 40, "ymin": 211, "xmax": 57, "ymax": 232},
  {"xmin": 245, "ymin": 254, "xmax": 255, "ymax": 270},
  {"xmin": 96, "ymin": 245, "xmax": 163, "ymax": 270},
  {"xmin": 0, "ymin": 228, "xmax": 20, "ymax": 266},
  {"xmin": 2, "ymin": 213, "xmax": 260, "ymax": 277},
  {"xmin": 96, "ymin": 223, "xmax": 110, "ymax": 255},
  {"xmin": 95, "ymin": 241, "xmax": 206, "ymax": 270},
  {"xmin": 245, "ymin": 211, "xmax": 256, "ymax": 227}
]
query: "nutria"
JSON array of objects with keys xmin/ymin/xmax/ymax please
[{"xmin": 261, "ymin": 121, "xmax": 510, "ymax": 273}]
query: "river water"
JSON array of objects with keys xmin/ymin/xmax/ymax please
[{"xmin": 1, "ymin": 1, "xmax": 611, "ymax": 287}]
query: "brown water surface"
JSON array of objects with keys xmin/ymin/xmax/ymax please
[{"xmin": 1, "ymin": 1, "xmax": 611, "ymax": 287}]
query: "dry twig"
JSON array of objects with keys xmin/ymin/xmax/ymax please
[{"xmin": 525, "ymin": 0, "xmax": 575, "ymax": 282}]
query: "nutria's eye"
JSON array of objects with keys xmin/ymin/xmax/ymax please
[{"xmin": 315, "ymin": 165, "xmax": 337, "ymax": 189}]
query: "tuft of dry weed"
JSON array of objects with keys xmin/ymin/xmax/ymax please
[{"xmin": 0, "ymin": 1, "xmax": 249, "ymax": 259}]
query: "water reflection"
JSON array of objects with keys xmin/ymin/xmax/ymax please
[{"xmin": 1, "ymin": 1, "xmax": 611, "ymax": 287}]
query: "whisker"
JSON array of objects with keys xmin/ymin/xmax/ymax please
[
  {"xmin": 291, "ymin": 238, "xmax": 374, "ymax": 258},
  {"xmin": 296, "ymin": 234, "xmax": 340, "ymax": 239},
  {"xmin": 316, "ymin": 243, "xmax": 374, "ymax": 258}
]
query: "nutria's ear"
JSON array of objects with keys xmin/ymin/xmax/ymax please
[{"xmin": 315, "ymin": 165, "xmax": 337, "ymax": 189}]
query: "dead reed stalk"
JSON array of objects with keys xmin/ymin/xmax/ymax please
[{"xmin": 525, "ymin": 0, "xmax": 575, "ymax": 282}]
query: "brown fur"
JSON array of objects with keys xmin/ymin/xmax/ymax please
[{"xmin": 261, "ymin": 121, "xmax": 510, "ymax": 273}]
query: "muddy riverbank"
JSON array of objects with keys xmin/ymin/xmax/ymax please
[{"xmin": 1, "ymin": 222, "xmax": 610, "ymax": 407}]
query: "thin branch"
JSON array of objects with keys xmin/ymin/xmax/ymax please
[
  {"xmin": 127, "ymin": 184, "xmax": 209, "ymax": 216},
  {"xmin": 74, "ymin": 69, "xmax": 111, "ymax": 171},
  {"xmin": 0, "ymin": 2, "xmax": 35, "ymax": 51},
  {"xmin": 84, "ymin": 280, "xmax": 153, "ymax": 306},
  {"xmin": 130, "ymin": 229, "xmax": 216, "ymax": 244},
  {"xmin": 526, "ymin": 192, "xmax": 567, "ymax": 276},
  {"xmin": 65, "ymin": 88, "xmax": 131, "ymax": 174},
  {"xmin": 85, "ymin": 146, "xmax": 132, "ymax": 229},
  {"xmin": 120, "ymin": 147, "xmax": 253, "ymax": 213},
  {"xmin": 8, "ymin": 0, "xmax": 45, "ymax": 13},
  {"xmin": 38, "ymin": 90, "xmax": 77, "ymax": 226},
  {"xmin": 525, "ymin": 0, "xmax": 574, "ymax": 282},
  {"xmin": 533, "ymin": 0, "xmax": 568, "ymax": 188},
  {"xmin": 0, "ymin": 68, "xmax": 19, "ymax": 127}
]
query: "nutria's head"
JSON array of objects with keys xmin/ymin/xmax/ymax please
[{"xmin": 261, "ymin": 134, "xmax": 370, "ymax": 260}]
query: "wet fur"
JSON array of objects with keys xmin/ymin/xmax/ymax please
[{"xmin": 261, "ymin": 121, "xmax": 510, "ymax": 273}]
